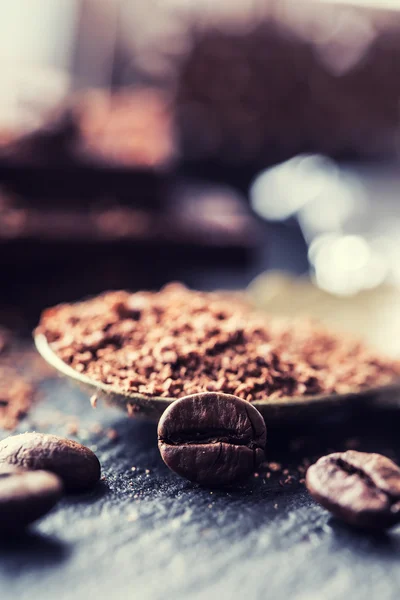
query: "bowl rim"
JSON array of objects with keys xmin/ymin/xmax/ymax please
[{"xmin": 34, "ymin": 332, "xmax": 400, "ymax": 412}]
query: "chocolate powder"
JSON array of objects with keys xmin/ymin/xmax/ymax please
[
  {"xmin": 36, "ymin": 284, "xmax": 400, "ymax": 402},
  {"xmin": 0, "ymin": 367, "xmax": 35, "ymax": 430},
  {"xmin": 0, "ymin": 331, "xmax": 37, "ymax": 430}
]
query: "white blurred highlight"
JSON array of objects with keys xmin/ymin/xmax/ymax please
[
  {"xmin": 250, "ymin": 154, "xmax": 340, "ymax": 222},
  {"xmin": 310, "ymin": 233, "xmax": 387, "ymax": 296},
  {"xmin": 250, "ymin": 154, "xmax": 396, "ymax": 296}
]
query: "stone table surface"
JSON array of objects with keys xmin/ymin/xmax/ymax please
[
  {"xmin": 1, "ymin": 347, "xmax": 400, "ymax": 600},
  {"xmin": 3, "ymin": 160, "xmax": 400, "ymax": 600}
]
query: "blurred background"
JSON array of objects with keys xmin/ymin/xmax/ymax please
[{"xmin": 2, "ymin": 0, "xmax": 400, "ymax": 354}]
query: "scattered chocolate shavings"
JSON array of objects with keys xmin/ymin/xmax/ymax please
[
  {"xmin": 0, "ymin": 366, "xmax": 36, "ymax": 430},
  {"xmin": 0, "ymin": 330, "xmax": 45, "ymax": 431},
  {"xmin": 106, "ymin": 428, "xmax": 119, "ymax": 442},
  {"xmin": 268, "ymin": 462, "xmax": 282, "ymax": 473}
]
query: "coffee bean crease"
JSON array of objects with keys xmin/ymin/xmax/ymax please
[
  {"xmin": 160, "ymin": 428, "xmax": 260, "ymax": 448},
  {"xmin": 306, "ymin": 451, "xmax": 400, "ymax": 529},
  {"xmin": 158, "ymin": 392, "xmax": 266, "ymax": 486}
]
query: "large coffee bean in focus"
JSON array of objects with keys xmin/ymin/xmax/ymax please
[
  {"xmin": 306, "ymin": 450, "xmax": 400, "ymax": 529},
  {"xmin": 0, "ymin": 433, "xmax": 101, "ymax": 492},
  {"xmin": 158, "ymin": 392, "xmax": 266, "ymax": 486}
]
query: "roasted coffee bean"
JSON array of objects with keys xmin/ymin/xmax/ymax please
[
  {"xmin": 158, "ymin": 392, "xmax": 266, "ymax": 486},
  {"xmin": 306, "ymin": 451, "xmax": 400, "ymax": 529},
  {"xmin": 0, "ymin": 465, "xmax": 63, "ymax": 534},
  {"xmin": 0, "ymin": 433, "xmax": 101, "ymax": 493}
]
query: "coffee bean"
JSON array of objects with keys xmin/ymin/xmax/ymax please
[
  {"xmin": 0, "ymin": 433, "xmax": 101, "ymax": 493},
  {"xmin": 0, "ymin": 466, "xmax": 63, "ymax": 534},
  {"xmin": 306, "ymin": 451, "xmax": 400, "ymax": 529},
  {"xmin": 158, "ymin": 392, "xmax": 267, "ymax": 486}
]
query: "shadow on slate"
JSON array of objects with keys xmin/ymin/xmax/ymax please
[
  {"xmin": 65, "ymin": 480, "xmax": 110, "ymax": 506},
  {"xmin": 329, "ymin": 519, "xmax": 400, "ymax": 556},
  {"xmin": 0, "ymin": 531, "xmax": 70, "ymax": 567},
  {"xmin": 2, "ymin": 346, "xmax": 400, "ymax": 599}
]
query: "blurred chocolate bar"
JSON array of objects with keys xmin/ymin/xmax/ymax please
[
  {"xmin": 0, "ymin": 88, "xmax": 176, "ymax": 208},
  {"xmin": 0, "ymin": 179, "xmax": 264, "ymax": 315},
  {"xmin": 0, "ymin": 179, "xmax": 260, "ymax": 245},
  {"xmin": 170, "ymin": 0, "xmax": 400, "ymax": 173}
]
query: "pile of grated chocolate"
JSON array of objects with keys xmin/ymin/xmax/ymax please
[{"xmin": 36, "ymin": 284, "xmax": 400, "ymax": 402}]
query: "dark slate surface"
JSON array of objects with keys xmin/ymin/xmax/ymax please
[
  {"xmin": 3, "ymin": 161, "xmax": 400, "ymax": 599},
  {"xmin": 2, "ymin": 358, "xmax": 400, "ymax": 600}
]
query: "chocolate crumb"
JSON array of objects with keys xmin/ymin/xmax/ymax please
[
  {"xmin": 36, "ymin": 284, "xmax": 400, "ymax": 402},
  {"xmin": 283, "ymin": 476, "xmax": 294, "ymax": 485},
  {"xmin": 106, "ymin": 429, "xmax": 119, "ymax": 442},
  {"xmin": 0, "ymin": 366, "xmax": 36, "ymax": 431},
  {"xmin": 65, "ymin": 421, "xmax": 79, "ymax": 436},
  {"xmin": 268, "ymin": 462, "xmax": 282, "ymax": 473}
]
